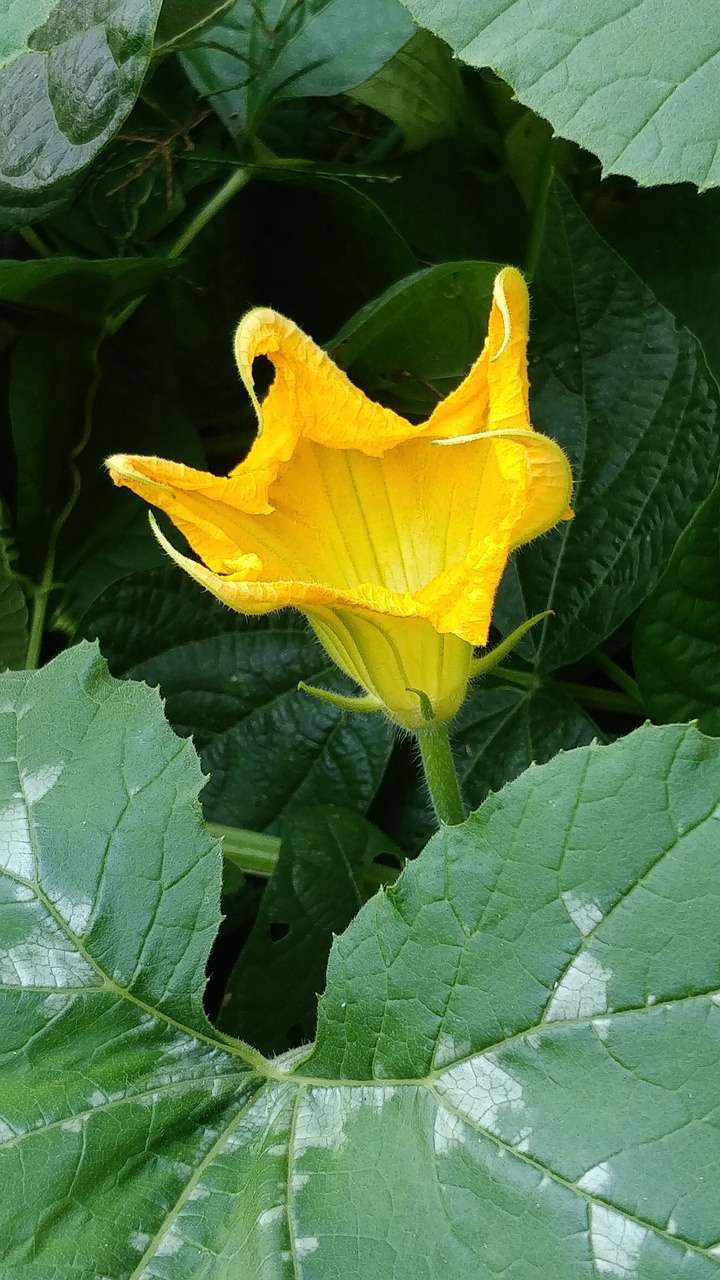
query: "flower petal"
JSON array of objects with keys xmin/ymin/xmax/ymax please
[{"xmin": 422, "ymin": 266, "xmax": 531, "ymax": 440}]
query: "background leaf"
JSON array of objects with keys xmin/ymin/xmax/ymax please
[
  {"xmin": 81, "ymin": 567, "xmax": 394, "ymax": 832},
  {"xmin": 181, "ymin": 0, "xmax": 416, "ymax": 137},
  {"xmin": 400, "ymin": 0, "xmax": 720, "ymax": 188},
  {"xmin": 494, "ymin": 181, "xmax": 720, "ymax": 672},
  {"xmin": 634, "ymin": 479, "xmax": 720, "ymax": 733},
  {"xmin": 330, "ymin": 259, "xmax": 499, "ymax": 416},
  {"xmin": 0, "ymin": 0, "xmax": 164, "ymax": 228},
  {"xmin": 217, "ymin": 805, "xmax": 401, "ymax": 1052},
  {"xmin": 350, "ymin": 29, "xmax": 467, "ymax": 151},
  {"xmin": 5, "ymin": 663, "xmax": 720, "ymax": 1275}
]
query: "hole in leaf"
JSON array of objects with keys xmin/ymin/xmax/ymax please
[{"xmin": 268, "ymin": 920, "xmax": 290, "ymax": 942}]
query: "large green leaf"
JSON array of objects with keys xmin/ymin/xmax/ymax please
[
  {"xmin": 181, "ymin": 0, "xmax": 416, "ymax": 136},
  {"xmin": 81, "ymin": 568, "xmax": 394, "ymax": 831},
  {"xmin": 400, "ymin": 0, "xmax": 720, "ymax": 188},
  {"xmin": 217, "ymin": 806, "xmax": 401, "ymax": 1052},
  {"xmin": 350, "ymin": 29, "xmax": 468, "ymax": 151},
  {"xmin": 634, "ymin": 480, "xmax": 720, "ymax": 733},
  {"xmin": 3, "ymin": 650, "xmax": 720, "ymax": 1275},
  {"xmin": 494, "ymin": 182, "xmax": 720, "ymax": 672},
  {"xmin": 0, "ymin": 0, "xmax": 163, "ymax": 228}
]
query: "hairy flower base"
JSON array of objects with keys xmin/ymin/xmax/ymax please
[
  {"xmin": 308, "ymin": 609, "xmax": 473, "ymax": 730},
  {"xmin": 107, "ymin": 267, "xmax": 572, "ymax": 730}
]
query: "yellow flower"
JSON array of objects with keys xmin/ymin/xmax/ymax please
[{"xmin": 106, "ymin": 267, "xmax": 572, "ymax": 731}]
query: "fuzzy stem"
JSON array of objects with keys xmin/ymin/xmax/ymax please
[{"xmin": 416, "ymin": 725, "xmax": 465, "ymax": 827}]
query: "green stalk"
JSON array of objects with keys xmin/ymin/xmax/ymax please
[
  {"xmin": 592, "ymin": 648, "xmax": 643, "ymax": 706},
  {"xmin": 492, "ymin": 664, "xmax": 642, "ymax": 714},
  {"xmin": 416, "ymin": 725, "xmax": 465, "ymax": 827},
  {"xmin": 206, "ymin": 823, "xmax": 401, "ymax": 891},
  {"xmin": 525, "ymin": 133, "xmax": 555, "ymax": 279}
]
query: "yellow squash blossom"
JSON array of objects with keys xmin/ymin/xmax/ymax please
[{"xmin": 107, "ymin": 267, "xmax": 571, "ymax": 731}]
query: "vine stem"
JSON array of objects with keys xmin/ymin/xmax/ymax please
[
  {"xmin": 23, "ymin": 164, "xmax": 254, "ymax": 668},
  {"xmin": 416, "ymin": 725, "xmax": 465, "ymax": 827},
  {"xmin": 524, "ymin": 132, "xmax": 555, "ymax": 279},
  {"xmin": 206, "ymin": 823, "xmax": 401, "ymax": 891},
  {"xmin": 493, "ymin": 664, "xmax": 643, "ymax": 715}
]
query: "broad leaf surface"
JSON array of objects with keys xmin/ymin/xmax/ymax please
[
  {"xmin": 634, "ymin": 480, "xmax": 720, "ymax": 733},
  {"xmin": 82, "ymin": 568, "xmax": 394, "ymax": 831},
  {"xmin": 0, "ymin": 0, "xmax": 163, "ymax": 228},
  {"xmin": 3, "ymin": 649, "xmax": 720, "ymax": 1276},
  {"xmin": 181, "ymin": 0, "xmax": 415, "ymax": 136},
  {"xmin": 218, "ymin": 806, "xmax": 401, "ymax": 1052},
  {"xmin": 494, "ymin": 183, "xmax": 720, "ymax": 672},
  {"xmin": 153, "ymin": 0, "xmax": 236, "ymax": 52},
  {"xmin": 401, "ymin": 0, "xmax": 720, "ymax": 188},
  {"xmin": 330, "ymin": 260, "xmax": 499, "ymax": 417}
]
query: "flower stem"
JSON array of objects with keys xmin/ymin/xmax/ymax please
[
  {"xmin": 525, "ymin": 133, "xmax": 555, "ymax": 279},
  {"xmin": 591, "ymin": 647, "xmax": 643, "ymax": 706},
  {"xmin": 206, "ymin": 822, "xmax": 401, "ymax": 890},
  {"xmin": 416, "ymin": 725, "xmax": 465, "ymax": 827}
]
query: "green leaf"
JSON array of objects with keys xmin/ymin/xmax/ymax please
[
  {"xmin": 495, "ymin": 182, "xmax": 720, "ymax": 673},
  {"xmin": 5, "ymin": 665, "xmax": 720, "ymax": 1274},
  {"xmin": 81, "ymin": 568, "xmax": 394, "ymax": 831},
  {"xmin": 181, "ymin": 0, "xmax": 416, "ymax": 136},
  {"xmin": 600, "ymin": 184, "xmax": 720, "ymax": 388},
  {"xmin": 0, "ymin": 256, "xmax": 176, "ymax": 328},
  {"xmin": 634, "ymin": 480, "xmax": 720, "ymax": 733},
  {"xmin": 330, "ymin": 259, "xmax": 500, "ymax": 417},
  {"xmin": 350, "ymin": 29, "xmax": 467, "ymax": 151},
  {"xmin": 217, "ymin": 806, "xmax": 401, "ymax": 1052},
  {"xmin": 153, "ymin": 0, "xmax": 236, "ymax": 53},
  {"xmin": 400, "ymin": 0, "xmax": 720, "ymax": 188},
  {"xmin": 0, "ymin": 0, "xmax": 164, "ymax": 228}
]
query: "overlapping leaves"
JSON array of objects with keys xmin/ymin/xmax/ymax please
[{"xmin": 2, "ymin": 644, "xmax": 720, "ymax": 1276}]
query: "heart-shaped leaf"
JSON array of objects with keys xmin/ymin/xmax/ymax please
[{"xmin": 2, "ymin": 647, "xmax": 719, "ymax": 1274}]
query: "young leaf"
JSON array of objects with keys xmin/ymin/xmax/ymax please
[
  {"xmin": 0, "ymin": 0, "xmax": 164, "ymax": 228},
  {"xmin": 494, "ymin": 182, "xmax": 720, "ymax": 673},
  {"xmin": 218, "ymin": 806, "xmax": 402, "ymax": 1052},
  {"xmin": 3, "ymin": 657, "xmax": 720, "ymax": 1276},
  {"xmin": 634, "ymin": 479, "xmax": 720, "ymax": 733},
  {"xmin": 181, "ymin": 0, "xmax": 416, "ymax": 137},
  {"xmin": 82, "ymin": 568, "xmax": 394, "ymax": 830},
  {"xmin": 401, "ymin": 0, "xmax": 720, "ymax": 188}
]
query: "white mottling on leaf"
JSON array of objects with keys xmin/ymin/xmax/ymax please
[
  {"xmin": 435, "ymin": 1054, "xmax": 526, "ymax": 1139},
  {"xmin": 155, "ymin": 1228, "xmax": 184, "ymax": 1256},
  {"xmin": 0, "ymin": 925, "xmax": 95, "ymax": 988},
  {"xmin": 60, "ymin": 1116, "xmax": 83, "ymax": 1133},
  {"xmin": 21, "ymin": 763, "xmax": 64, "ymax": 805},
  {"xmin": 433, "ymin": 1104, "xmax": 467, "ymax": 1155},
  {"xmin": 295, "ymin": 1236, "xmax": 319, "ymax": 1259},
  {"xmin": 294, "ymin": 1086, "xmax": 398, "ymax": 1160},
  {"xmin": 258, "ymin": 1205, "xmax": 284, "ymax": 1228},
  {"xmin": 129, "ymin": 1231, "xmax": 151, "ymax": 1252},
  {"xmin": 292, "ymin": 1173, "xmax": 310, "ymax": 1191},
  {"xmin": 562, "ymin": 891, "xmax": 604, "ymax": 935},
  {"xmin": 577, "ymin": 1161, "xmax": 612, "ymax": 1193},
  {"xmin": 52, "ymin": 896, "xmax": 93, "ymax": 935},
  {"xmin": 591, "ymin": 1204, "xmax": 646, "ymax": 1275},
  {"xmin": 433, "ymin": 1033, "xmax": 472, "ymax": 1069},
  {"xmin": 546, "ymin": 953, "xmax": 613, "ymax": 1020},
  {"xmin": 0, "ymin": 796, "xmax": 34, "ymax": 879}
]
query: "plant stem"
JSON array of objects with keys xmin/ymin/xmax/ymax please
[
  {"xmin": 525, "ymin": 133, "xmax": 555, "ymax": 279},
  {"xmin": 416, "ymin": 725, "xmax": 465, "ymax": 827},
  {"xmin": 206, "ymin": 822, "xmax": 401, "ymax": 890},
  {"xmin": 591, "ymin": 647, "xmax": 643, "ymax": 705},
  {"xmin": 104, "ymin": 165, "xmax": 253, "ymax": 337},
  {"xmin": 493, "ymin": 664, "xmax": 642, "ymax": 714},
  {"xmin": 19, "ymin": 226, "xmax": 52, "ymax": 258}
]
